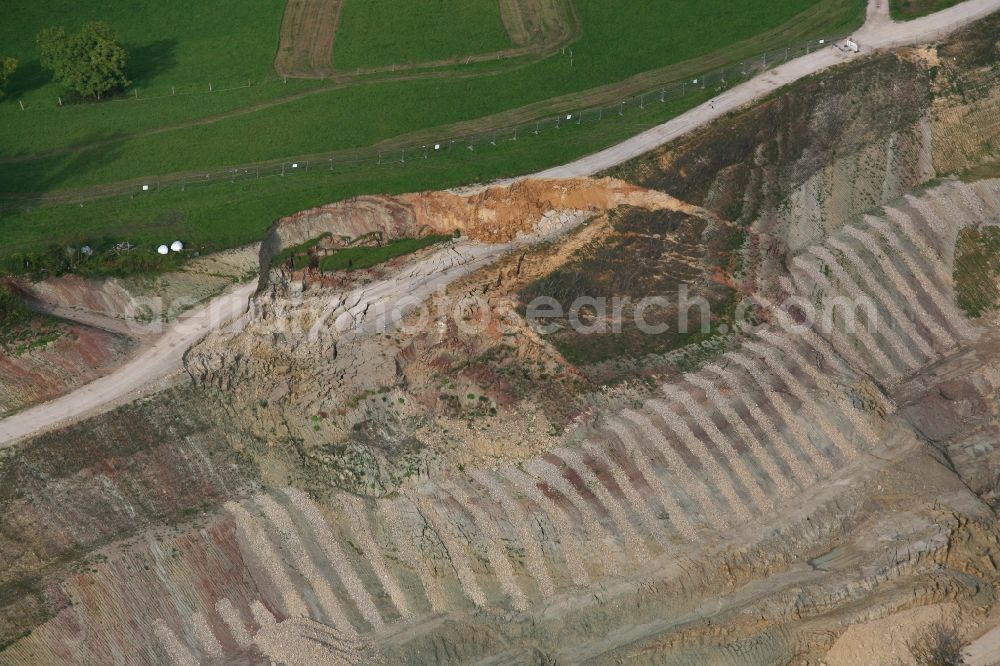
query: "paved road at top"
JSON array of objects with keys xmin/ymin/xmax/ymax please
[{"xmin": 1, "ymin": 0, "xmax": 998, "ymax": 447}]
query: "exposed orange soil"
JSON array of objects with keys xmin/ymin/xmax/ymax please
[
  {"xmin": 397, "ymin": 177, "xmax": 714, "ymax": 242},
  {"xmin": 272, "ymin": 176, "xmax": 714, "ymax": 251}
]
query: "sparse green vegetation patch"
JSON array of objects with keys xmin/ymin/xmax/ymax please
[
  {"xmin": 0, "ymin": 284, "xmax": 32, "ymax": 333},
  {"xmin": 319, "ymin": 235, "xmax": 451, "ymax": 271},
  {"xmin": 332, "ymin": 0, "xmax": 512, "ymax": 70},
  {"xmin": 272, "ymin": 232, "xmax": 332, "ymax": 269},
  {"xmin": 2, "ymin": 239, "xmax": 187, "ymax": 281},
  {"xmin": 963, "ymin": 161, "xmax": 1000, "ymax": 182},
  {"xmin": 954, "ymin": 225, "xmax": 1000, "ymax": 318}
]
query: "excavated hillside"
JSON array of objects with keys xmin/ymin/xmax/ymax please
[
  {"xmin": 0, "ymin": 320, "xmax": 134, "ymax": 419},
  {"xmin": 2, "ymin": 14, "xmax": 1000, "ymax": 666},
  {"xmin": 21, "ymin": 245, "xmax": 259, "ymax": 323},
  {"xmin": 0, "ymin": 245, "xmax": 259, "ymax": 423}
]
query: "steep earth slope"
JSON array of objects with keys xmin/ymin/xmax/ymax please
[
  {"xmin": 20, "ymin": 245, "xmax": 259, "ymax": 324},
  {"xmin": 0, "ymin": 244, "xmax": 257, "ymax": 425},
  {"xmin": 0, "ymin": 321, "xmax": 134, "ymax": 418}
]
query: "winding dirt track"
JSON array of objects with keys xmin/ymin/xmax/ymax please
[{"xmin": 1, "ymin": 0, "xmax": 998, "ymax": 447}]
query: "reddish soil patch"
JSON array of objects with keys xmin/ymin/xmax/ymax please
[{"xmin": 0, "ymin": 325, "xmax": 135, "ymax": 418}]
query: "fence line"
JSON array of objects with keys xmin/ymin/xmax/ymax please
[
  {"xmin": 8, "ymin": 73, "xmax": 322, "ymax": 112},
  {"xmin": 1, "ymin": 34, "xmax": 851, "ymax": 213}
]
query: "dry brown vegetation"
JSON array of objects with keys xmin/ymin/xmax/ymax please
[
  {"xmin": 518, "ymin": 206, "xmax": 743, "ymax": 377},
  {"xmin": 275, "ymin": 0, "xmax": 577, "ymax": 79},
  {"xmin": 499, "ymin": 0, "xmax": 577, "ymax": 48},
  {"xmin": 274, "ymin": 0, "xmax": 344, "ymax": 78},
  {"xmin": 906, "ymin": 621, "xmax": 968, "ymax": 666}
]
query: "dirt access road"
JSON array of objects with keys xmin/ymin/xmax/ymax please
[
  {"xmin": 0, "ymin": 281, "xmax": 255, "ymax": 445},
  {"xmin": 1, "ymin": 0, "xmax": 998, "ymax": 448}
]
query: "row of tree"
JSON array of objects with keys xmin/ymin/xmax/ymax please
[{"xmin": 0, "ymin": 22, "xmax": 129, "ymax": 101}]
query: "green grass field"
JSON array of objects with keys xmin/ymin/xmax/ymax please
[
  {"xmin": 332, "ymin": 0, "xmax": 512, "ymax": 69},
  {"xmin": 320, "ymin": 235, "xmax": 452, "ymax": 271},
  {"xmin": 1, "ymin": 0, "xmax": 285, "ymax": 104},
  {"xmin": 890, "ymin": 0, "xmax": 963, "ymax": 19},
  {"xmin": 0, "ymin": 0, "xmax": 868, "ymax": 276},
  {"xmin": 0, "ymin": 0, "xmax": 863, "ymax": 192},
  {"xmin": 1, "ymin": 0, "xmax": 322, "ymax": 160}
]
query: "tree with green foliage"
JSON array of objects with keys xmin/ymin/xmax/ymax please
[
  {"xmin": 36, "ymin": 22, "xmax": 129, "ymax": 100},
  {"xmin": 0, "ymin": 56, "xmax": 16, "ymax": 97}
]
